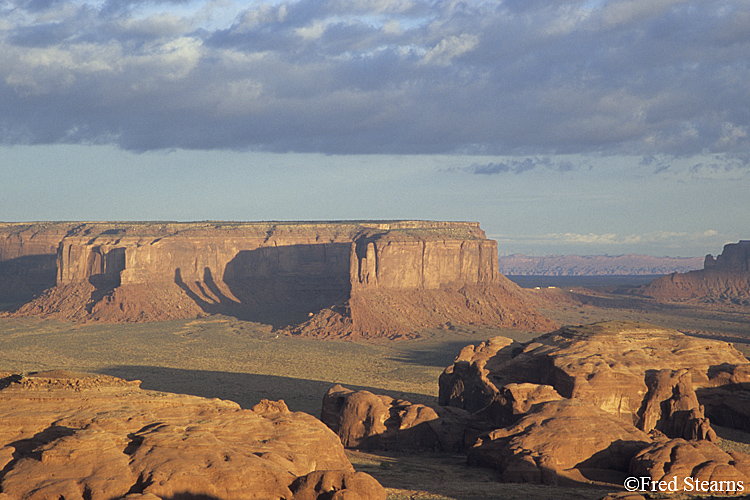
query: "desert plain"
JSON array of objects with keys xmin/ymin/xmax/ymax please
[{"xmin": 1, "ymin": 222, "xmax": 750, "ymax": 500}]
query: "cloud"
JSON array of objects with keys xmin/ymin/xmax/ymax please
[
  {"xmin": 0, "ymin": 0, "xmax": 748, "ymax": 155},
  {"xmin": 421, "ymin": 34, "xmax": 479, "ymax": 66},
  {"xmin": 492, "ymin": 229, "xmax": 732, "ymax": 256},
  {"xmin": 500, "ymin": 230, "xmax": 726, "ymax": 247},
  {"xmin": 467, "ymin": 157, "xmax": 576, "ymax": 174}
]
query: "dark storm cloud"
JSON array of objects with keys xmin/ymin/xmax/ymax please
[{"xmin": 1, "ymin": 0, "xmax": 749, "ymax": 155}]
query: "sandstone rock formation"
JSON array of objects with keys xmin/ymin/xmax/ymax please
[
  {"xmin": 321, "ymin": 384, "xmax": 471, "ymax": 452},
  {"xmin": 629, "ymin": 438, "xmax": 750, "ymax": 495},
  {"xmin": 0, "ymin": 223, "xmax": 77, "ymax": 304},
  {"xmin": 318, "ymin": 321, "xmax": 750, "ymax": 490},
  {"xmin": 320, "ymin": 321, "xmax": 750, "ymax": 489},
  {"xmin": 639, "ymin": 369, "xmax": 716, "ymax": 441},
  {"xmin": 1, "ymin": 221, "xmax": 556, "ymax": 337},
  {"xmin": 467, "ymin": 399, "xmax": 652, "ymax": 485},
  {"xmin": 636, "ymin": 240, "xmax": 750, "ymax": 304},
  {"xmin": 0, "ymin": 370, "xmax": 385, "ymax": 500},
  {"xmin": 439, "ymin": 321, "xmax": 750, "ymax": 435}
]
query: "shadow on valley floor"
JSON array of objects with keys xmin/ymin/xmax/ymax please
[
  {"xmin": 387, "ymin": 341, "xmax": 485, "ymax": 368},
  {"xmin": 96, "ymin": 365, "xmax": 437, "ymax": 416},
  {"xmin": 172, "ymin": 244, "xmax": 351, "ymax": 329}
]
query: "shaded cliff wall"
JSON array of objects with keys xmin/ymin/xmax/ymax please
[
  {"xmin": 0, "ymin": 223, "xmax": 77, "ymax": 303},
  {"xmin": 704, "ymin": 241, "xmax": 750, "ymax": 272}
]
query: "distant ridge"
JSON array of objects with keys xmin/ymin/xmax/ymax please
[
  {"xmin": 634, "ymin": 241, "xmax": 750, "ymax": 304},
  {"xmin": 498, "ymin": 253, "xmax": 703, "ymax": 276}
]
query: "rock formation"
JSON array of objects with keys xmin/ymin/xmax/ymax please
[
  {"xmin": 321, "ymin": 384, "xmax": 471, "ymax": 452},
  {"xmin": 635, "ymin": 241, "xmax": 750, "ymax": 304},
  {"xmin": 320, "ymin": 321, "xmax": 750, "ymax": 488},
  {"xmin": 0, "ymin": 370, "xmax": 386, "ymax": 500},
  {"xmin": 467, "ymin": 399, "xmax": 652, "ymax": 485},
  {"xmin": 439, "ymin": 321, "xmax": 749, "ymax": 434},
  {"xmin": 1, "ymin": 221, "xmax": 556, "ymax": 337},
  {"xmin": 630, "ymin": 438, "xmax": 750, "ymax": 495},
  {"xmin": 0, "ymin": 223, "xmax": 77, "ymax": 305}
]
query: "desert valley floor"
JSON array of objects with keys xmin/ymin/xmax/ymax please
[{"xmin": 2, "ymin": 277, "xmax": 750, "ymax": 500}]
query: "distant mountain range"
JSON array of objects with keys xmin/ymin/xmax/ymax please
[{"xmin": 498, "ymin": 254, "xmax": 704, "ymax": 276}]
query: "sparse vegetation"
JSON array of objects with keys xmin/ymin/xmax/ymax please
[{"xmin": 1, "ymin": 281, "xmax": 749, "ymax": 499}]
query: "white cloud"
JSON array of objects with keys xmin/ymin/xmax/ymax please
[
  {"xmin": 421, "ymin": 33, "xmax": 479, "ymax": 66},
  {"xmin": 492, "ymin": 229, "xmax": 734, "ymax": 256}
]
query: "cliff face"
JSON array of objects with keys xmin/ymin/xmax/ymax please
[
  {"xmin": 351, "ymin": 232, "xmax": 497, "ymax": 289},
  {"xmin": 2, "ymin": 221, "xmax": 555, "ymax": 336},
  {"xmin": 636, "ymin": 241, "xmax": 750, "ymax": 305},
  {"xmin": 0, "ymin": 223, "xmax": 78, "ymax": 303},
  {"xmin": 704, "ymin": 240, "xmax": 750, "ymax": 272}
]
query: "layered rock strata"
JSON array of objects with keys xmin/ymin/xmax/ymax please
[
  {"xmin": 636, "ymin": 240, "xmax": 750, "ymax": 304},
  {"xmin": 1, "ymin": 221, "xmax": 556, "ymax": 336},
  {"xmin": 0, "ymin": 370, "xmax": 386, "ymax": 500},
  {"xmin": 0, "ymin": 223, "xmax": 77, "ymax": 304}
]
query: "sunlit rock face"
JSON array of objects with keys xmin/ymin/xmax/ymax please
[
  {"xmin": 439, "ymin": 321, "xmax": 750, "ymax": 431},
  {"xmin": 0, "ymin": 370, "xmax": 386, "ymax": 500},
  {"xmin": 1, "ymin": 221, "xmax": 556, "ymax": 337}
]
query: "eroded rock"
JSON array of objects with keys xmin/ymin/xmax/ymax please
[
  {"xmin": 2, "ymin": 221, "xmax": 557, "ymax": 337},
  {"xmin": 440, "ymin": 321, "xmax": 750, "ymax": 431},
  {"xmin": 636, "ymin": 240, "xmax": 750, "ymax": 304},
  {"xmin": 0, "ymin": 371, "xmax": 385, "ymax": 500},
  {"xmin": 638, "ymin": 369, "xmax": 716, "ymax": 441},
  {"xmin": 466, "ymin": 399, "xmax": 651, "ymax": 485},
  {"xmin": 321, "ymin": 385, "xmax": 471, "ymax": 452},
  {"xmin": 630, "ymin": 438, "xmax": 750, "ymax": 495}
]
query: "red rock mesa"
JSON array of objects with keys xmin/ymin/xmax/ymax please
[{"xmin": 0, "ymin": 221, "xmax": 556, "ymax": 338}]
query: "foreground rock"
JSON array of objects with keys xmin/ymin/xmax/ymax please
[
  {"xmin": 630, "ymin": 438, "xmax": 750, "ymax": 495},
  {"xmin": 0, "ymin": 371, "xmax": 385, "ymax": 500},
  {"xmin": 323, "ymin": 321, "xmax": 750, "ymax": 489},
  {"xmin": 321, "ymin": 384, "xmax": 470, "ymax": 452},
  {"xmin": 439, "ymin": 321, "xmax": 750, "ymax": 436},
  {"xmin": 467, "ymin": 399, "xmax": 651, "ymax": 485},
  {"xmin": 1, "ymin": 221, "xmax": 556, "ymax": 338}
]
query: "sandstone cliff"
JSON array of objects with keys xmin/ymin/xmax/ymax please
[
  {"xmin": 1, "ymin": 221, "xmax": 555, "ymax": 336},
  {"xmin": 636, "ymin": 241, "xmax": 750, "ymax": 304},
  {"xmin": 0, "ymin": 223, "xmax": 78, "ymax": 304}
]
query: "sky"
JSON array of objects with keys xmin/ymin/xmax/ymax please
[{"xmin": 1, "ymin": 0, "xmax": 749, "ymax": 257}]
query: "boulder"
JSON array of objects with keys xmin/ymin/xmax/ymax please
[
  {"xmin": 0, "ymin": 371, "xmax": 385, "ymax": 500},
  {"xmin": 438, "ymin": 336, "xmax": 520, "ymax": 412},
  {"xmin": 467, "ymin": 399, "xmax": 651, "ymax": 485},
  {"xmin": 321, "ymin": 384, "xmax": 471, "ymax": 452},
  {"xmin": 290, "ymin": 470, "xmax": 387, "ymax": 500}
]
